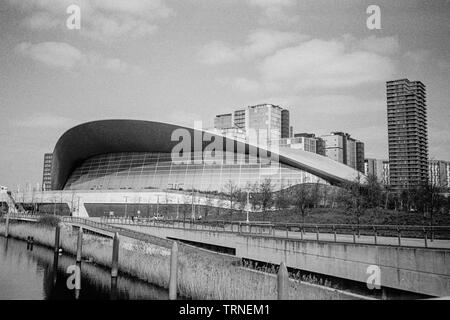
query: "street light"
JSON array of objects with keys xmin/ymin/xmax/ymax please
[{"xmin": 246, "ymin": 190, "xmax": 251, "ymax": 224}]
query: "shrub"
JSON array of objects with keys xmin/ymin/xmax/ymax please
[{"xmin": 37, "ymin": 215, "xmax": 61, "ymax": 227}]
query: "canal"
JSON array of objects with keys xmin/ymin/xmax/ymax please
[{"xmin": 0, "ymin": 236, "xmax": 169, "ymax": 300}]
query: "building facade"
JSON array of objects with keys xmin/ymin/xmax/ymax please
[
  {"xmin": 42, "ymin": 153, "xmax": 53, "ymax": 191},
  {"xmin": 51, "ymin": 120, "xmax": 364, "ymax": 192},
  {"xmin": 281, "ymin": 109, "xmax": 290, "ymax": 138},
  {"xmin": 214, "ymin": 104, "xmax": 290, "ymax": 147},
  {"xmin": 387, "ymin": 79, "xmax": 428, "ymax": 190},
  {"xmin": 321, "ymin": 132, "xmax": 365, "ymax": 173},
  {"xmin": 429, "ymin": 160, "xmax": 450, "ymax": 188},
  {"xmin": 364, "ymin": 158, "xmax": 390, "ymax": 185}
]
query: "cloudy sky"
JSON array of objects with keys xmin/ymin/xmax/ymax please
[{"xmin": 0, "ymin": 0, "xmax": 449, "ymax": 189}]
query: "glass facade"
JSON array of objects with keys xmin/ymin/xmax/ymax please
[{"xmin": 64, "ymin": 152, "xmax": 327, "ymax": 192}]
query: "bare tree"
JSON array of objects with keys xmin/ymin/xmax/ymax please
[
  {"xmin": 204, "ymin": 193, "xmax": 214, "ymax": 220},
  {"xmin": 223, "ymin": 180, "xmax": 240, "ymax": 221},
  {"xmin": 340, "ymin": 174, "xmax": 368, "ymax": 232},
  {"xmin": 259, "ymin": 178, "xmax": 274, "ymax": 221},
  {"xmin": 275, "ymin": 181, "xmax": 290, "ymax": 212},
  {"xmin": 290, "ymin": 184, "xmax": 312, "ymax": 224}
]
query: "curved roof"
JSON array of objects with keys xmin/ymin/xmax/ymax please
[{"xmin": 51, "ymin": 119, "xmax": 365, "ymax": 190}]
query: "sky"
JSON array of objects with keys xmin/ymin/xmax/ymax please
[{"xmin": 0, "ymin": 0, "xmax": 449, "ymax": 190}]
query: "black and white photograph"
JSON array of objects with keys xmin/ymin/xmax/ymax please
[{"xmin": 0, "ymin": 0, "xmax": 449, "ymax": 312}]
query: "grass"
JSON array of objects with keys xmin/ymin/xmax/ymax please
[{"xmin": 0, "ymin": 221, "xmax": 368, "ymax": 300}]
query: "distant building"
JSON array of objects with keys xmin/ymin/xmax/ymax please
[
  {"xmin": 387, "ymin": 79, "xmax": 428, "ymax": 190},
  {"xmin": 271, "ymin": 133, "xmax": 327, "ymax": 157},
  {"xmin": 206, "ymin": 127, "xmax": 247, "ymax": 142},
  {"xmin": 356, "ymin": 142, "xmax": 365, "ymax": 174},
  {"xmin": 365, "ymin": 158, "xmax": 390, "ymax": 185},
  {"xmin": 281, "ymin": 109, "xmax": 290, "ymax": 138},
  {"xmin": 276, "ymin": 136, "xmax": 316, "ymax": 153},
  {"xmin": 42, "ymin": 153, "xmax": 53, "ymax": 191},
  {"xmin": 214, "ymin": 113, "xmax": 233, "ymax": 129},
  {"xmin": 214, "ymin": 103, "xmax": 290, "ymax": 147},
  {"xmin": 321, "ymin": 132, "xmax": 365, "ymax": 172},
  {"xmin": 429, "ymin": 160, "xmax": 450, "ymax": 188}
]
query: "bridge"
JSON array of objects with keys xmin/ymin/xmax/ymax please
[
  {"xmin": 99, "ymin": 217, "xmax": 450, "ymax": 298},
  {"xmin": 3, "ymin": 214, "xmax": 450, "ymax": 298}
]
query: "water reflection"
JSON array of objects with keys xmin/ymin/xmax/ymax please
[{"xmin": 0, "ymin": 237, "xmax": 168, "ymax": 300}]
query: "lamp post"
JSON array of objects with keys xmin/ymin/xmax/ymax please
[
  {"xmin": 124, "ymin": 196, "xmax": 128, "ymax": 218},
  {"xmin": 246, "ymin": 190, "xmax": 250, "ymax": 224}
]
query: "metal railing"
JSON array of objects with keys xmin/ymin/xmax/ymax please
[
  {"xmin": 98, "ymin": 216, "xmax": 450, "ymax": 248},
  {"xmin": 5, "ymin": 213, "xmax": 450, "ymax": 249},
  {"xmin": 2, "ymin": 213, "xmax": 233, "ymax": 256}
]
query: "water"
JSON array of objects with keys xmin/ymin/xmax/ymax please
[{"xmin": 0, "ymin": 237, "xmax": 169, "ymax": 300}]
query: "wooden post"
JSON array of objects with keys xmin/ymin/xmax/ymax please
[
  {"xmin": 54, "ymin": 223, "xmax": 61, "ymax": 253},
  {"xmin": 110, "ymin": 277, "xmax": 118, "ymax": 300},
  {"xmin": 169, "ymin": 241, "xmax": 178, "ymax": 300},
  {"xmin": 277, "ymin": 262, "xmax": 289, "ymax": 300},
  {"xmin": 374, "ymin": 227, "xmax": 377, "ymax": 245},
  {"xmin": 111, "ymin": 232, "xmax": 119, "ymax": 278},
  {"xmin": 76, "ymin": 227, "xmax": 83, "ymax": 263},
  {"xmin": 352, "ymin": 227, "xmax": 356, "ymax": 243},
  {"xmin": 424, "ymin": 228, "xmax": 428, "ymax": 248},
  {"xmin": 397, "ymin": 227, "xmax": 401, "ymax": 246},
  {"xmin": 316, "ymin": 225, "xmax": 319, "ymax": 241},
  {"xmin": 4, "ymin": 211, "xmax": 10, "ymax": 238}
]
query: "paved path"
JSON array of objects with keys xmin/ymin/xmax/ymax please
[{"xmin": 92, "ymin": 218, "xmax": 450, "ymax": 249}]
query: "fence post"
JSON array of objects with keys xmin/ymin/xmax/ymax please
[
  {"xmin": 76, "ymin": 227, "xmax": 83, "ymax": 263},
  {"xmin": 4, "ymin": 211, "xmax": 10, "ymax": 238},
  {"xmin": 352, "ymin": 227, "xmax": 356, "ymax": 243},
  {"xmin": 397, "ymin": 227, "xmax": 401, "ymax": 246},
  {"xmin": 54, "ymin": 223, "xmax": 61, "ymax": 253},
  {"xmin": 111, "ymin": 232, "xmax": 120, "ymax": 278},
  {"xmin": 374, "ymin": 226, "xmax": 377, "ymax": 245},
  {"xmin": 169, "ymin": 241, "xmax": 178, "ymax": 300},
  {"xmin": 333, "ymin": 225, "xmax": 336, "ymax": 242},
  {"xmin": 277, "ymin": 262, "xmax": 289, "ymax": 300},
  {"xmin": 285, "ymin": 224, "xmax": 288, "ymax": 238},
  {"xmin": 424, "ymin": 227, "xmax": 428, "ymax": 248},
  {"xmin": 316, "ymin": 225, "xmax": 319, "ymax": 241}
]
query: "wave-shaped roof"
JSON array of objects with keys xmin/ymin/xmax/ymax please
[{"xmin": 51, "ymin": 119, "xmax": 365, "ymax": 190}]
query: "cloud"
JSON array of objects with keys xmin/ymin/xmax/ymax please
[
  {"xmin": 258, "ymin": 38, "xmax": 396, "ymax": 91},
  {"xmin": 404, "ymin": 49, "xmax": 433, "ymax": 65},
  {"xmin": 198, "ymin": 29, "xmax": 306, "ymax": 65},
  {"xmin": 297, "ymin": 95, "xmax": 384, "ymax": 115},
  {"xmin": 198, "ymin": 41, "xmax": 241, "ymax": 65},
  {"xmin": 15, "ymin": 41, "xmax": 143, "ymax": 74},
  {"xmin": 15, "ymin": 42, "xmax": 84, "ymax": 70},
  {"xmin": 7, "ymin": 0, "xmax": 174, "ymax": 41},
  {"xmin": 11, "ymin": 115, "xmax": 78, "ymax": 129},
  {"xmin": 219, "ymin": 77, "xmax": 262, "ymax": 93},
  {"xmin": 246, "ymin": 0, "xmax": 299, "ymax": 26},
  {"xmin": 360, "ymin": 36, "xmax": 400, "ymax": 55}
]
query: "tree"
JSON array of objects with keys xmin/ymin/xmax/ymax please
[
  {"xmin": 259, "ymin": 178, "xmax": 274, "ymax": 221},
  {"xmin": 290, "ymin": 184, "xmax": 312, "ymax": 224},
  {"xmin": 310, "ymin": 181, "xmax": 321, "ymax": 208},
  {"xmin": 204, "ymin": 193, "xmax": 214, "ymax": 220},
  {"xmin": 223, "ymin": 180, "xmax": 240, "ymax": 222},
  {"xmin": 274, "ymin": 181, "xmax": 290, "ymax": 212},
  {"xmin": 415, "ymin": 182, "xmax": 445, "ymax": 228},
  {"xmin": 365, "ymin": 173, "xmax": 383, "ymax": 209},
  {"xmin": 340, "ymin": 174, "xmax": 368, "ymax": 231}
]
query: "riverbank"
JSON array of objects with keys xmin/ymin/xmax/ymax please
[{"xmin": 0, "ymin": 221, "xmax": 369, "ymax": 299}]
